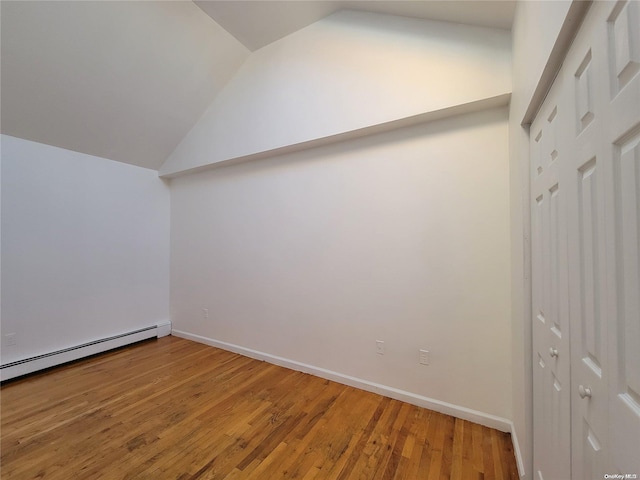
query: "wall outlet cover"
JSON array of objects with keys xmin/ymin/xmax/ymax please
[{"xmin": 419, "ymin": 349, "xmax": 429, "ymax": 365}]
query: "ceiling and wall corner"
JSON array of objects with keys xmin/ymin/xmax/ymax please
[
  {"xmin": 160, "ymin": 9, "xmax": 512, "ymax": 177},
  {"xmin": 194, "ymin": 0, "xmax": 515, "ymax": 52},
  {"xmin": 0, "ymin": 1, "xmax": 249, "ymax": 170},
  {"xmin": 0, "ymin": 1, "xmax": 515, "ymax": 172}
]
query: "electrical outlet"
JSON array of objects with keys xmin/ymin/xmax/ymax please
[
  {"xmin": 376, "ymin": 340, "xmax": 385, "ymax": 355},
  {"xmin": 202, "ymin": 308, "xmax": 209, "ymax": 319},
  {"xmin": 5, "ymin": 333, "xmax": 17, "ymax": 346},
  {"xmin": 419, "ymin": 349, "xmax": 429, "ymax": 365}
]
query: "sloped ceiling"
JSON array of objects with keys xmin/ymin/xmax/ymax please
[
  {"xmin": 0, "ymin": 1, "xmax": 249, "ymax": 170},
  {"xmin": 160, "ymin": 9, "xmax": 512, "ymax": 177},
  {"xmin": 196, "ymin": 1, "xmax": 515, "ymax": 51},
  {"xmin": 0, "ymin": 1, "xmax": 515, "ymax": 171}
]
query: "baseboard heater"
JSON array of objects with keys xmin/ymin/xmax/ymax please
[{"xmin": 0, "ymin": 321, "xmax": 171, "ymax": 382}]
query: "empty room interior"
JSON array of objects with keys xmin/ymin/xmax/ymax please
[{"xmin": 1, "ymin": 1, "xmax": 639, "ymax": 479}]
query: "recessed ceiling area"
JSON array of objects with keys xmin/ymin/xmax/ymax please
[{"xmin": 195, "ymin": 1, "xmax": 515, "ymax": 51}]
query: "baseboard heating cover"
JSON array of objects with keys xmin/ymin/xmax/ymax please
[{"xmin": 0, "ymin": 320, "xmax": 171, "ymax": 381}]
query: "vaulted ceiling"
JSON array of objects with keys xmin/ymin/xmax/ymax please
[
  {"xmin": 195, "ymin": 1, "xmax": 514, "ymax": 51},
  {"xmin": 1, "ymin": 1, "xmax": 249, "ymax": 170},
  {"xmin": 0, "ymin": 1, "xmax": 515, "ymax": 171}
]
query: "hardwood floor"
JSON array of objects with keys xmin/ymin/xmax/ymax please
[{"xmin": 1, "ymin": 336, "xmax": 519, "ymax": 479}]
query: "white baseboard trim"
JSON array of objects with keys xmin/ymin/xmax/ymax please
[
  {"xmin": 507, "ymin": 420, "xmax": 526, "ymax": 478},
  {"xmin": 0, "ymin": 320, "xmax": 172, "ymax": 381},
  {"xmin": 172, "ymin": 329, "xmax": 515, "ymax": 435}
]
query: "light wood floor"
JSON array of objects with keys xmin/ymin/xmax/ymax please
[{"xmin": 1, "ymin": 336, "xmax": 519, "ymax": 479}]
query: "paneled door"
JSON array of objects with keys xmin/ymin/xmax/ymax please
[
  {"xmin": 599, "ymin": 0, "xmax": 640, "ymax": 475},
  {"xmin": 530, "ymin": 56, "xmax": 572, "ymax": 480},
  {"xmin": 564, "ymin": 4, "xmax": 611, "ymax": 477},
  {"xmin": 565, "ymin": 1, "xmax": 640, "ymax": 477},
  {"xmin": 530, "ymin": 1, "xmax": 640, "ymax": 478}
]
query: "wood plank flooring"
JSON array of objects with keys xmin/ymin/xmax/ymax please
[{"xmin": 0, "ymin": 336, "xmax": 519, "ymax": 479}]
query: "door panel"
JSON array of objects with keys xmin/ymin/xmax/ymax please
[
  {"xmin": 604, "ymin": 0, "xmax": 640, "ymax": 474},
  {"xmin": 566, "ymin": 5, "xmax": 610, "ymax": 478},
  {"xmin": 610, "ymin": 131, "xmax": 640, "ymax": 474},
  {"xmin": 531, "ymin": 76, "xmax": 572, "ymax": 480}
]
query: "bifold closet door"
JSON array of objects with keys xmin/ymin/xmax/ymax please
[
  {"xmin": 531, "ymin": 1, "xmax": 640, "ymax": 478},
  {"xmin": 565, "ymin": 1, "xmax": 640, "ymax": 477},
  {"xmin": 564, "ymin": 3, "xmax": 611, "ymax": 477},
  {"xmin": 530, "ymin": 58, "xmax": 572, "ymax": 480},
  {"xmin": 598, "ymin": 0, "xmax": 640, "ymax": 475}
]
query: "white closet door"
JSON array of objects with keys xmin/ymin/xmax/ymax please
[
  {"xmin": 531, "ymin": 1, "xmax": 640, "ymax": 478},
  {"xmin": 601, "ymin": 0, "xmax": 640, "ymax": 475},
  {"xmin": 530, "ymin": 68, "xmax": 572, "ymax": 480},
  {"xmin": 565, "ymin": 4, "xmax": 610, "ymax": 478},
  {"xmin": 565, "ymin": 1, "xmax": 640, "ymax": 477}
]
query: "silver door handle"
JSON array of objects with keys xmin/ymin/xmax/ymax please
[
  {"xmin": 578, "ymin": 385, "xmax": 592, "ymax": 399},
  {"xmin": 549, "ymin": 347, "xmax": 559, "ymax": 358}
]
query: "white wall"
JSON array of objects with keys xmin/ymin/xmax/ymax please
[
  {"xmin": 0, "ymin": 135, "xmax": 170, "ymax": 364},
  {"xmin": 509, "ymin": 1, "xmax": 574, "ymax": 477},
  {"xmin": 161, "ymin": 10, "xmax": 511, "ymax": 176},
  {"xmin": 170, "ymin": 107, "xmax": 512, "ymax": 420}
]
